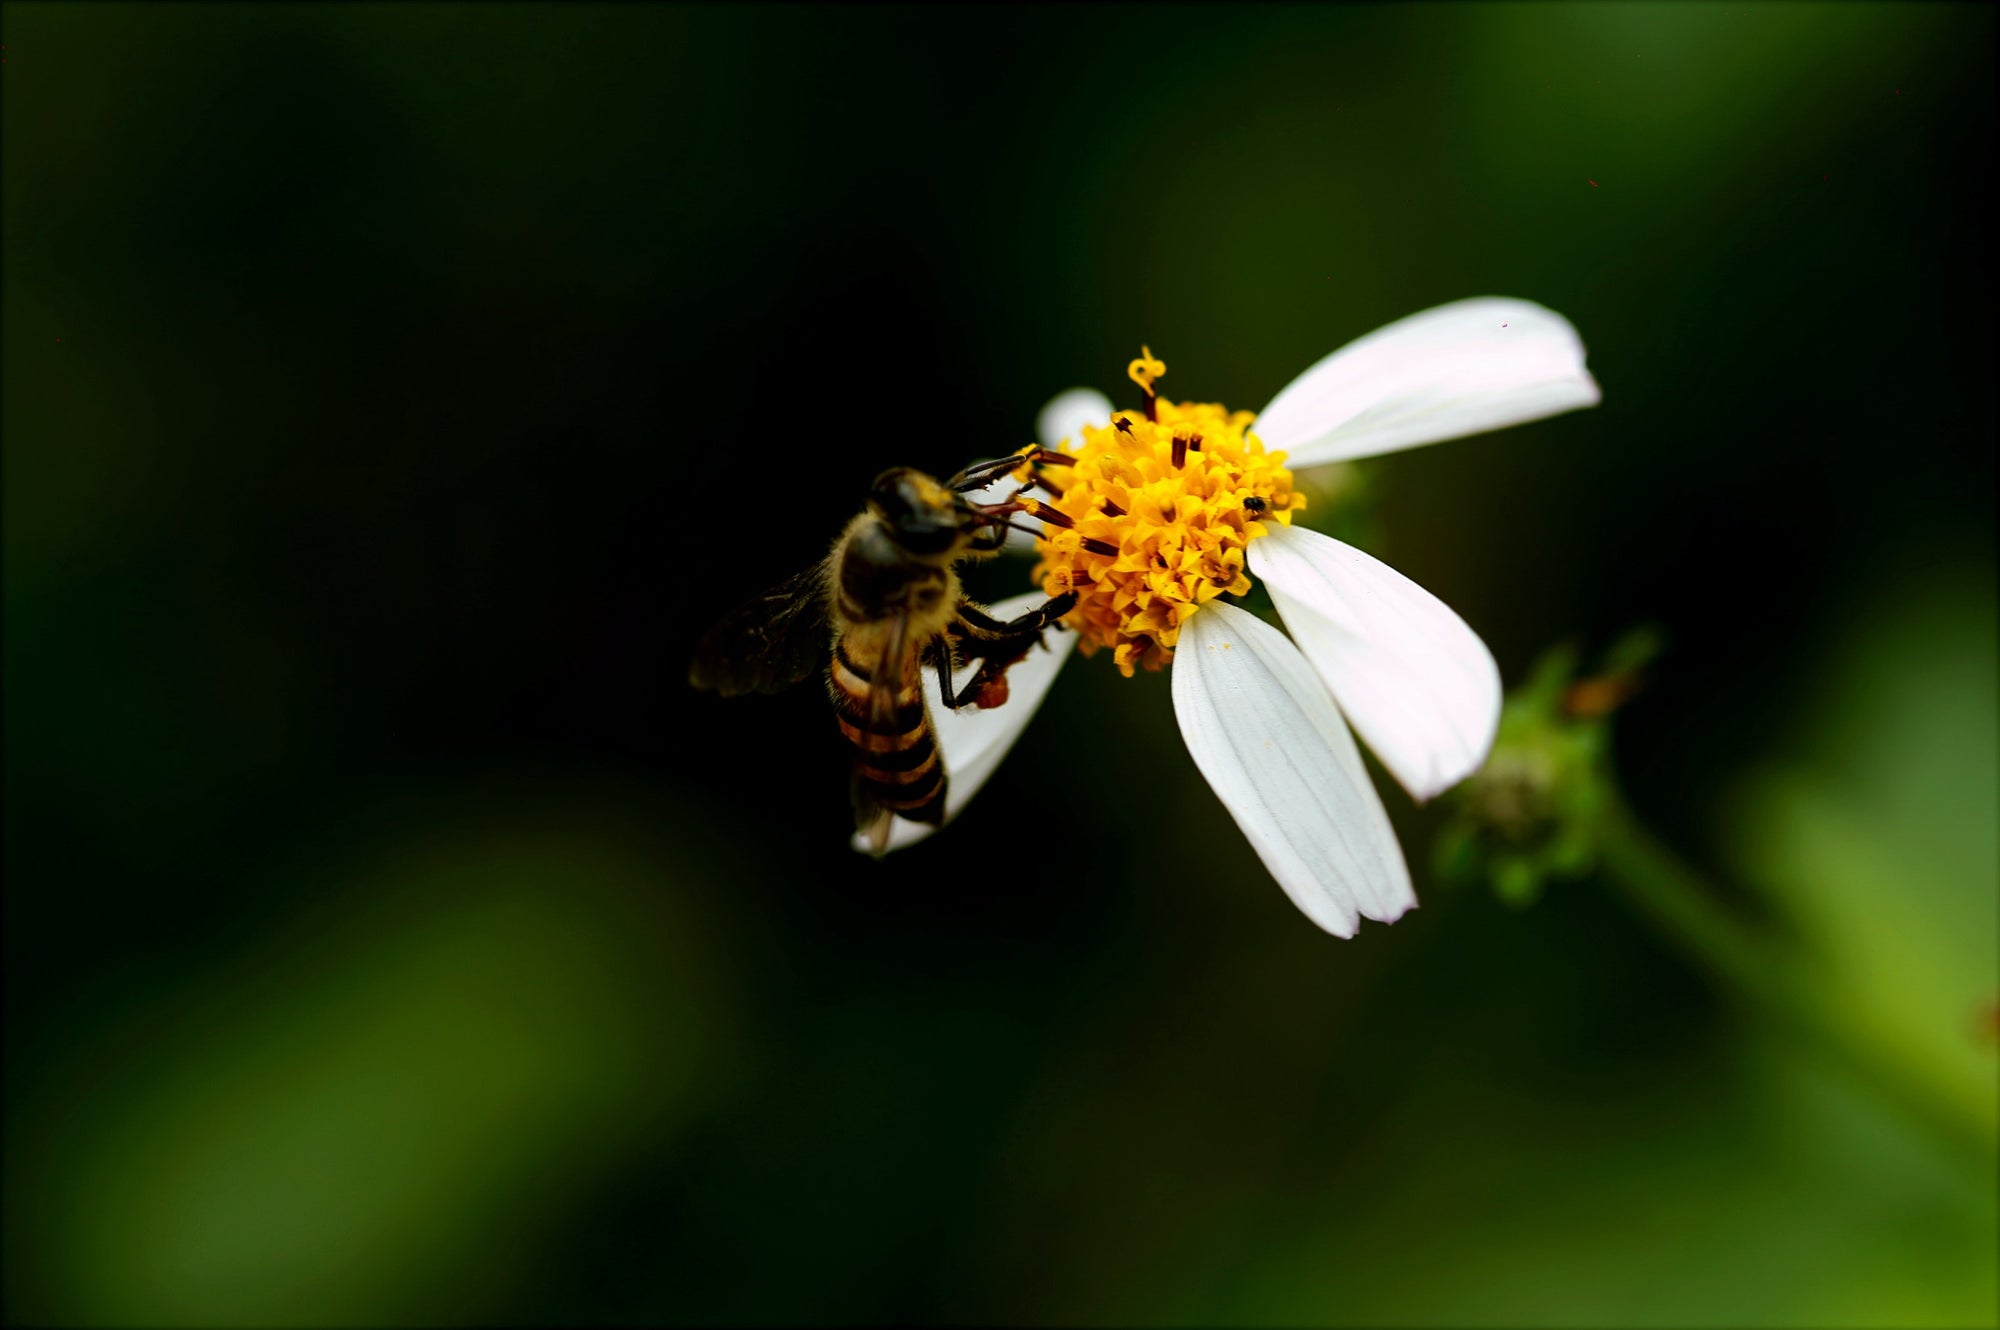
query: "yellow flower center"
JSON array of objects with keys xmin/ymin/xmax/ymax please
[{"xmin": 1022, "ymin": 350, "xmax": 1302, "ymax": 676}]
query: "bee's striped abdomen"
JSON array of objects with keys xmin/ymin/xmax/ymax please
[{"xmin": 829, "ymin": 639, "xmax": 947, "ymax": 826}]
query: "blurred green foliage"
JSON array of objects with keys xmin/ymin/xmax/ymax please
[
  {"xmin": 4, "ymin": 3, "xmax": 1993, "ymax": 1326},
  {"xmin": 1724, "ymin": 571, "xmax": 1998, "ymax": 1195},
  {"xmin": 7, "ymin": 811, "xmax": 739, "ymax": 1322}
]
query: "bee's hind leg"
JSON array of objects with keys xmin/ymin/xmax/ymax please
[
  {"xmin": 939, "ymin": 592, "xmax": 1079, "ymax": 710},
  {"xmin": 937, "ymin": 654, "xmax": 1014, "ymax": 711},
  {"xmin": 928, "ymin": 635, "xmax": 973, "ymax": 712}
]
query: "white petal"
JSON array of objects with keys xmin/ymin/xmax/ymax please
[
  {"xmin": 1254, "ymin": 297, "xmax": 1600, "ymax": 468},
  {"xmin": 1250, "ymin": 524, "xmax": 1500, "ymax": 803},
  {"xmin": 1171, "ymin": 601, "xmax": 1415, "ymax": 937},
  {"xmin": 854, "ymin": 591, "xmax": 1078, "ymax": 854},
  {"xmin": 1036, "ymin": 387, "xmax": 1113, "ymax": 451}
]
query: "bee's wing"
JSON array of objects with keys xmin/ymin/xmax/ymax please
[
  {"xmin": 687, "ymin": 560, "xmax": 833, "ymax": 696},
  {"xmin": 852, "ymin": 610, "xmax": 916, "ymax": 855},
  {"xmin": 865, "ymin": 607, "xmax": 913, "ymax": 729}
]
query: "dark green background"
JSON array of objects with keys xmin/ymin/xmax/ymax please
[{"xmin": 5, "ymin": 4, "xmax": 1994, "ymax": 1325}]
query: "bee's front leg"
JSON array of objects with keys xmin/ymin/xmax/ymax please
[
  {"xmin": 964, "ymin": 525, "xmax": 1009, "ymax": 554},
  {"xmin": 945, "ymin": 446, "xmax": 1073, "ymax": 494}
]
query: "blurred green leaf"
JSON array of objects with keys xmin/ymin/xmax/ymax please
[{"xmin": 6, "ymin": 817, "xmax": 738, "ymax": 1326}]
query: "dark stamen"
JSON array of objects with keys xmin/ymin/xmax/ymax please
[
  {"xmin": 1242, "ymin": 495, "xmax": 1268, "ymax": 513},
  {"xmin": 1171, "ymin": 435, "xmax": 1187, "ymax": 469},
  {"xmin": 1099, "ymin": 497, "xmax": 1126, "ymax": 517},
  {"xmin": 1030, "ymin": 502, "xmax": 1075, "ymax": 529},
  {"xmin": 1188, "ymin": 434, "xmax": 1202, "ymax": 451},
  {"xmin": 1081, "ymin": 536, "xmax": 1120, "ymax": 557},
  {"xmin": 1113, "ymin": 417, "xmax": 1134, "ymax": 435}
]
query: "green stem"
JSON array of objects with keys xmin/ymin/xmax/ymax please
[{"xmin": 1593, "ymin": 790, "xmax": 1995, "ymax": 1174}]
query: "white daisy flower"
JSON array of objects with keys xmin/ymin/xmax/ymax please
[{"xmin": 861, "ymin": 297, "xmax": 1600, "ymax": 937}]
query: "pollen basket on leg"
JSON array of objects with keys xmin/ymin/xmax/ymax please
[{"xmin": 1029, "ymin": 361, "xmax": 1303, "ymax": 677}]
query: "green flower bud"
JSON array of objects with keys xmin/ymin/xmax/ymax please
[{"xmin": 1433, "ymin": 627, "xmax": 1663, "ymax": 905}]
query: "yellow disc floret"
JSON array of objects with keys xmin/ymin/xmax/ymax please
[{"xmin": 1027, "ymin": 351, "xmax": 1302, "ymax": 676}]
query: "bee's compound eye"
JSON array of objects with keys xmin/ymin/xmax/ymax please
[
  {"xmin": 870, "ymin": 469, "xmax": 961, "ymax": 554},
  {"xmin": 870, "ymin": 468, "xmax": 918, "ymax": 521}
]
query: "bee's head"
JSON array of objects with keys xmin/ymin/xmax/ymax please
[{"xmin": 868, "ymin": 467, "xmax": 974, "ymax": 555}]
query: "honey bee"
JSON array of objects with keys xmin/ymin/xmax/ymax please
[{"xmin": 689, "ymin": 453, "xmax": 1077, "ymax": 852}]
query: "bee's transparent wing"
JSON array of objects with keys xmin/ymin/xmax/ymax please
[
  {"xmin": 687, "ymin": 560, "xmax": 833, "ymax": 697},
  {"xmin": 851, "ymin": 610, "xmax": 918, "ymax": 856}
]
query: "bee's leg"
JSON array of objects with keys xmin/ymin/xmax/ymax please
[
  {"xmin": 950, "ymin": 643, "xmax": 1050, "ymax": 710},
  {"xmin": 946, "ymin": 454, "xmax": 1026, "ymax": 494},
  {"xmin": 931, "ymin": 651, "xmax": 1014, "ymax": 711},
  {"xmin": 946, "ymin": 447, "xmax": 1075, "ymax": 493},
  {"xmin": 965, "ymin": 525, "xmax": 1010, "ymax": 554},
  {"xmin": 940, "ymin": 592, "xmax": 1079, "ymax": 709},
  {"xmin": 932, "ymin": 621, "xmax": 1014, "ymax": 710},
  {"xmin": 928, "ymin": 635, "xmax": 970, "ymax": 711},
  {"xmin": 955, "ymin": 591, "xmax": 1077, "ymax": 640}
]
